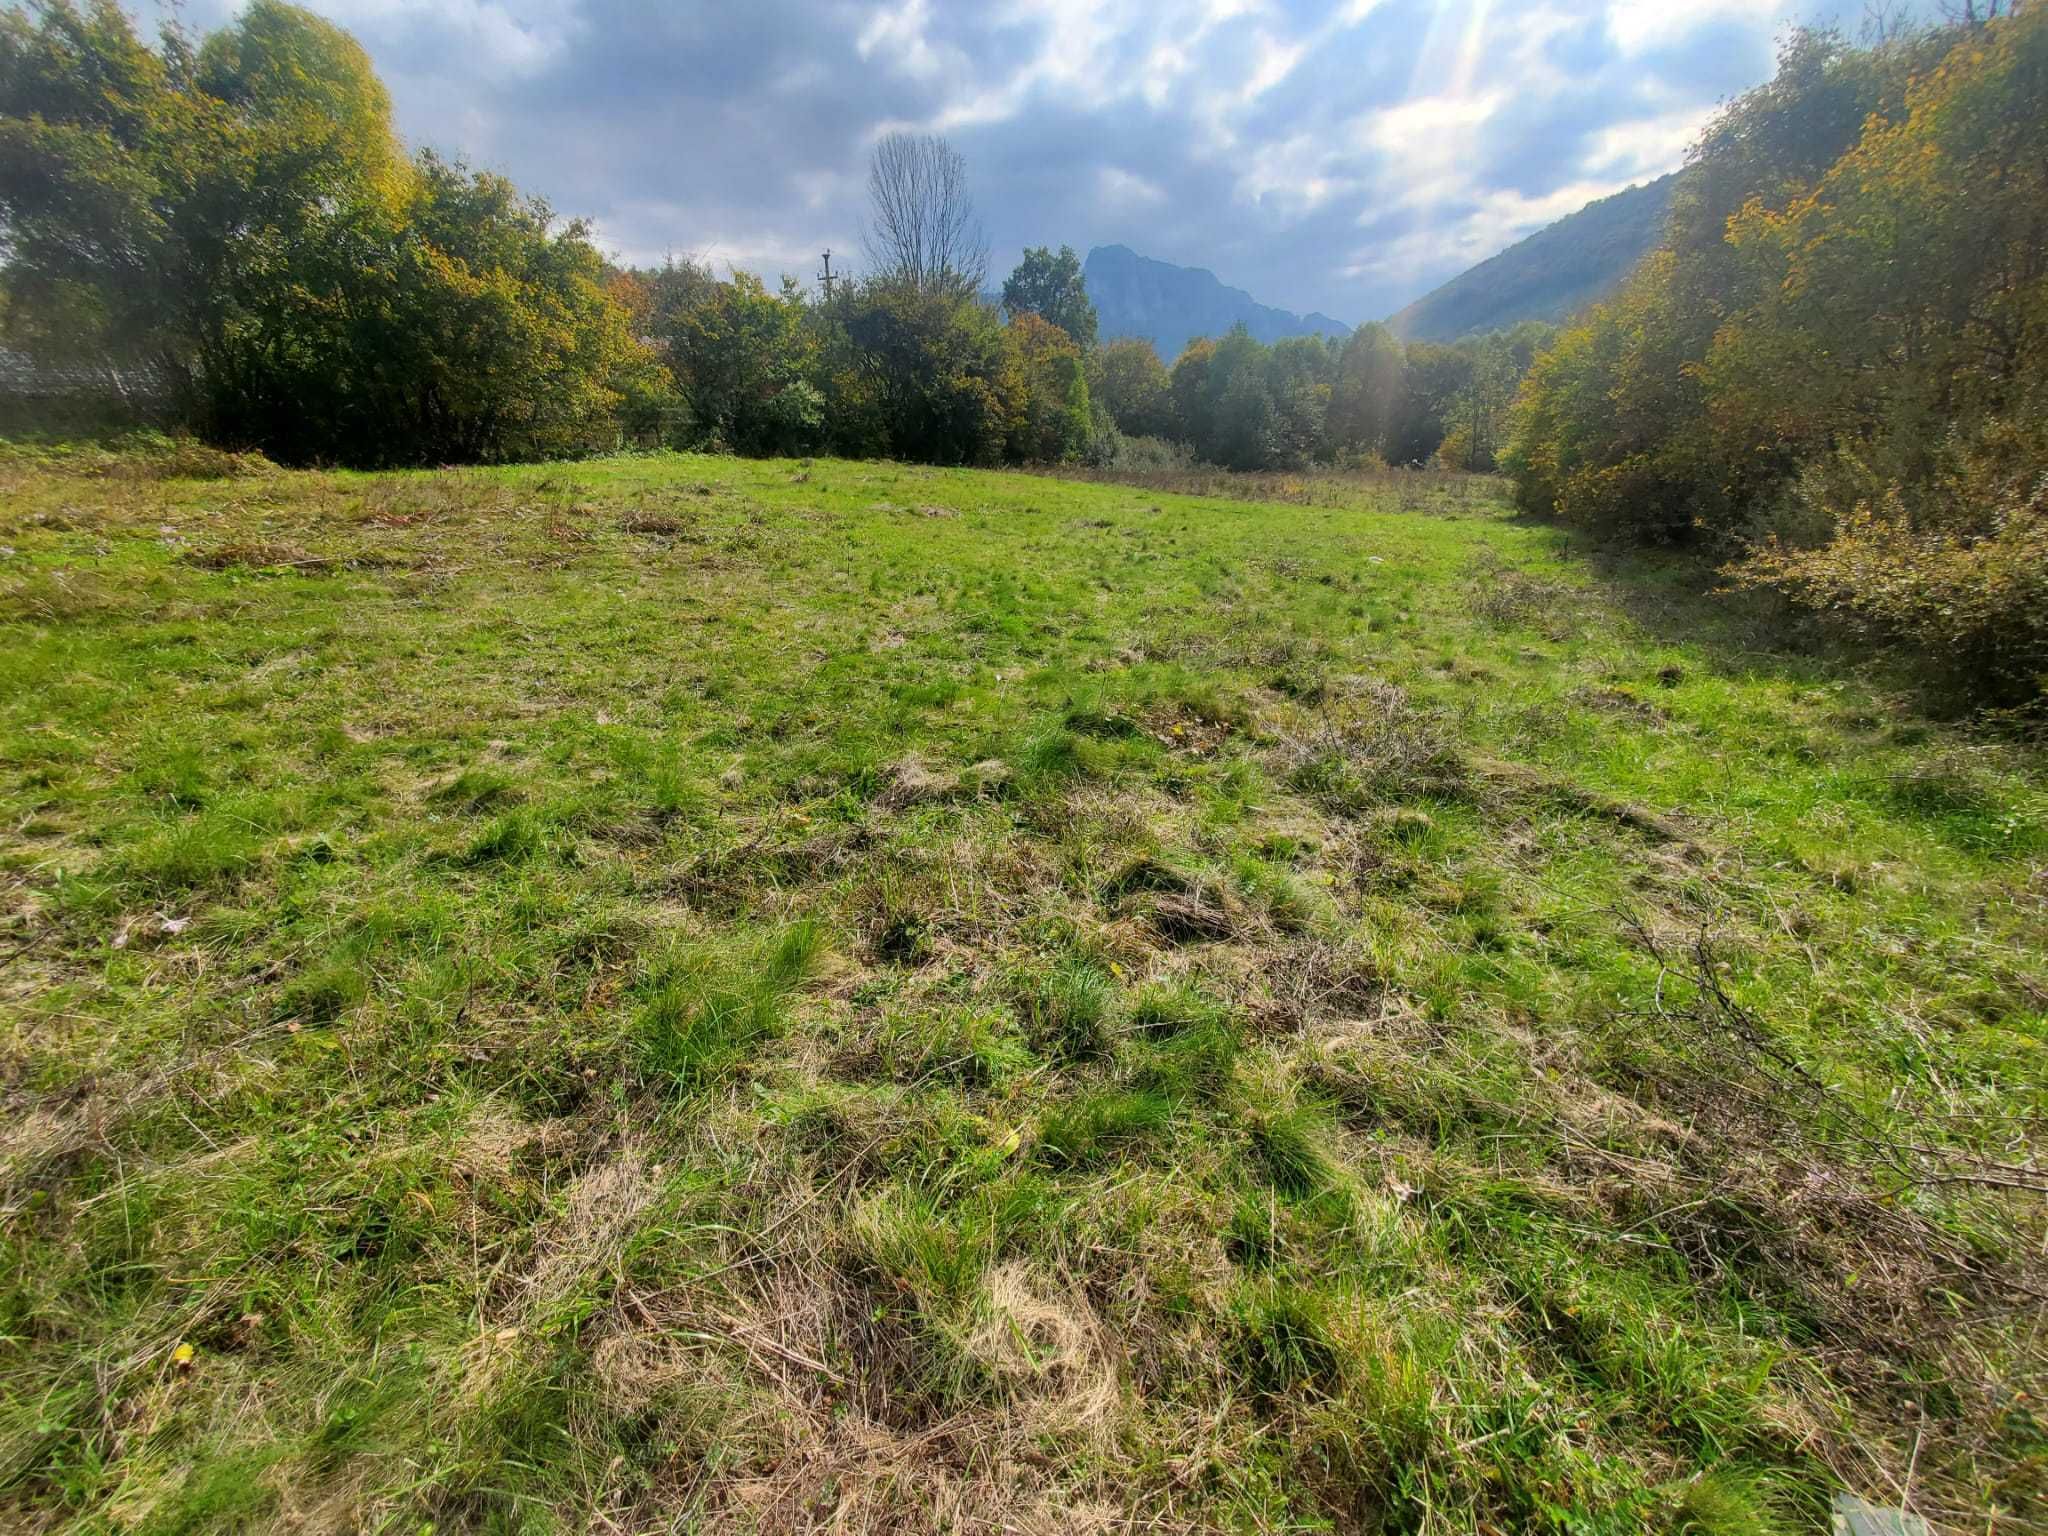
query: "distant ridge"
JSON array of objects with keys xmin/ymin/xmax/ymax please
[
  {"xmin": 1387, "ymin": 174, "xmax": 1679, "ymax": 342},
  {"xmin": 1083, "ymin": 245, "xmax": 1350, "ymax": 363}
]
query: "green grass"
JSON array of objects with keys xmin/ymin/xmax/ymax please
[{"xmin": 1, "ymin": 447, "xmax": 2043, "ymax": 1533}]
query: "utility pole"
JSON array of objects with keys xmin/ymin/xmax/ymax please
[{"xmin": 817, "ymin": 250, "xmax": 838, "ymax": 301}]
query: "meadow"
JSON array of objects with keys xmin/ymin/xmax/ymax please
[{"xmin": 1, "ymin": 446, "xmax": 2043, "ymax": 1534}]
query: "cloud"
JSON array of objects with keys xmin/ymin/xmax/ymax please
[
  {"xmin": 1582, "ymin": 107, "xmax": 1719, "ymax": 181},
  {"xmin": 1604, "ymin": 0, "xmax": 1786, "ymax": 57},
  {"xmin": 1097, "ymin": 166, "xmax": 1169, "ymax": 208},
  {"xmin": 142, "ymin": 0, "xmax": 1859, "ymax": 323},
  {"xmin": 314, "ymin": 0, "xmax": 575, "ymax": 77}
]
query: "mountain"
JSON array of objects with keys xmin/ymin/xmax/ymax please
[
  {"xmin": 1387, "ymin": 174, "xmax": 1679, "ymax": 343},
  {"xmin": 1083, "ymin": 245, "xmax": 1350, "ymax": 363}
]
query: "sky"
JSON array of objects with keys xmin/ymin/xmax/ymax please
[{"xmin": 145, "ymin": 0, "xmax": 1879, "ymax": 324}]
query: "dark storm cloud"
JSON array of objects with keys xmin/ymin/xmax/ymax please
[{"xmin": 150, "ymin": 0, "xmax": 1874, "ymax": 322}]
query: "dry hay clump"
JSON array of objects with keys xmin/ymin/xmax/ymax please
[
  {"xmin": 698, "ymin": 1429, "xmax": 1138, "ymax": 1535},
  {"xmin": 584, "ymin": 1260, "xmax": 1151, "ymax": 1536},
  {"xmin": 1466, "ymin": 561, "xmax": 1581, "ymax": 637},
  {"xmin": 512, "ymin": 1142, "xmax": 661, "ymax": 1319},
  {"xmin": 963, "ymin": 1262, "xmax": 1122, "ymax": 1440},
  {"xmin": 874, "ymin": 753, "xmax": 961, "ymax": 811},
  {"xmin": 1274, "ymin": 678, "xmax": 1470, "ymax": 811}
]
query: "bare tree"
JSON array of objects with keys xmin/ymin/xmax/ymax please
[
  {"xmin": 1861, "ymin": 0, "xmax": 1913, "ymax": 42},
  {"xmin": 861, "ymin": 132, "xmax": 987, "ymax": 298}
]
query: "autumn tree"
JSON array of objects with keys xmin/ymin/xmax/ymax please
[
  {"xmin": 1508, "ymin": 5, "xmax": 2048, "ymax": 699},
  {"xmin": 1723, "ymin": 1, "xmax": 2048, "ymax": 697},
  {"xmin": 1094, "ymin": 337, "xmax": 1173, "ymax": 438},
  {"xmin": 1169, "ymin": 337, "xmax": 1218, "ymax": 455},
  {"xmin": 1004, "ymin": 312, "xmax": 1089, "ymax": 461}
]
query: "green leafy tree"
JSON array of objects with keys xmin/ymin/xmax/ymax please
[
  {"xmin": 1501, "ymin": 320, "xmax": 1556, "ymax": 376},
  {"xmin": 0, "ymin": 0, "xmax": 222, "ymax": 376},
  {"xmin": 1265, "ymin": 335, "xmax": 1333, "ymax": 468},
  {"xmin": 194, "ymin": 0, "xmax": 405, "ymax": 204},
  {"xmin": 1002, "ymin": 244, "xmax": 1097, "ymax": 349},
  {"xmin": 1328, "ymin": 323, "xmax": 1406, "ymax": 460},
  {"xmin": 1386, "ymin": 343, "xmax": 1473, "ymax": 465},
  {"xmin": 0, "ymin": 0, "xmax": 669, "ymax": 463},
  {"xmin": 835, "ymin": 280, "xmax": 1019, "ymax": 465},
  {"xmin": 1437, "ymin": 334, "xmax": 1515, "ymax": 471},
  {"xmin": 1202, "ymin": 327, "xmax": 1277, "ymax": 470},
  {"xmin": 1505, "ymin": 23, "xmax": 1946, "ymax": 540},
  {"xmin": 662, "ymin": 271, "xmax": 822, "ymax": 455},
  {"xmin": 1502, "ymin": 253, "xmax": 1721, "ymax": 537}
]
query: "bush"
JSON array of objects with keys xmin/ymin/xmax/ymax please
[
  {"xmin": 1082, "ymin": 426, "xmax": 1190, "ymax": 472},
  {"xmin": 1734, "ymin": 431, "xmax": 2048, "ymax": 706}
]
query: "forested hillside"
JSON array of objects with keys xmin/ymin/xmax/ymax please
[
  {"xmin": 1506, "ymin": 11, "xmax": 2048, "ymax": 706},
  {"xmin": 1389, "ymin": 175, "xmax": 1677, "ymax": 342}
]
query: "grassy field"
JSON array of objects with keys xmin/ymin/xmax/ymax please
[{"xmin": 1, "ymin": 445, "xmax": 2043, "ymax": 1535}]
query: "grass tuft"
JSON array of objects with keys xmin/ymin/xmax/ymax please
[
  {"xmin": 1230, "ymin": 1282, "xmax": 1347, "ymax": 1395},
  {"xmin": 1247, "ymin": 1103, "xmax": 1337, "ymax": 1197},
  {"xmin": 635, "ymin": 920, "xmax": 822, "ymax": 1093},
  {"xmin": 1036, "ymin": 1088, "xmax": 1178, "ymax": 1167},
  {"xmin": 1015, "ymin": 957, "xmax": 1112, "ymax": 1060}
]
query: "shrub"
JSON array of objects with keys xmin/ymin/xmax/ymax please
[
  {"xmin": 1082, "ymin": 426, "xmax": 1190, "ymax": 472},
  {"xmin": 1734, "ymin": 437, "xmax": 2048, "ymax": 706}
]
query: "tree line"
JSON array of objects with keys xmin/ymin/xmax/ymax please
[
  {"xmin": 624, "ymin": 241, "xmax": 1548, "ymax": 474},
  {"xmin": 1503, "ymin": 4, "xmax": 2046, "ymax": 704},
  {"xmin": 1, "ymin": 0, "xmax": 1534, "ymax": 476}
]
